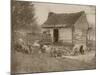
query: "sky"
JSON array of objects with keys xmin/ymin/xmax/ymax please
[{"xmin": 33, "ymin": 2, "xmax": 96, "ymax": 28}]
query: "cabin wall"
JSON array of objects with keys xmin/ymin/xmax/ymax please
[
  {"xmin": 73, "ymin": 13, "xmax": 89, "ymax": 45},
  {"xmin": 42, "ymin": 28, "xmax": 53, "ymax": 42},
  {"xmin": 73, "ymin": 29, "xmax": 87, "ymax": 45},
  {"xmin": 49, "ymin": 29, "xmax": 53, "ymax": 42},
  {"xmin": 42, "ymin": 28, "xmax": 72, "ymax": 44},
  {"xmin": 59, "ymin": 28, "xmax": 72, "ymax": 44}
]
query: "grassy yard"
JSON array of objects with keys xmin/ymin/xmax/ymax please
[
  {"xmin": 11, "ymin": 32, "xmax": 96, "ymax": 74},
  {"xmin": 11, "ymin": 49, "xmax": 96, "ymax": 74}
]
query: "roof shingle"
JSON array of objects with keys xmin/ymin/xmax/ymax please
[{"xmin": 42, "ymin": 11, "xmax": 85, "ymax": 28}]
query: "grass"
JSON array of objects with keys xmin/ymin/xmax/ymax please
[
  {"xmin": 11, "ymin": 32, "xmax": 96, "ymax": 74},
  {"xmin": 11, "ymin": 49, "xmax": 96, "ymax": 74}
]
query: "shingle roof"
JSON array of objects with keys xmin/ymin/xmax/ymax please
[{"xmin": 42, "ymin": 11, "xmax": 85, "ymax": 28}]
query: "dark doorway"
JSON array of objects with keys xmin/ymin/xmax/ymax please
[{"xmin": 53, "ymin": 29, "xmax": 59, "ymax": 42}]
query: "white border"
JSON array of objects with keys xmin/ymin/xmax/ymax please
[{"xmin": 0, "ymin": 0, "xmax": 98, "ymax": 75}]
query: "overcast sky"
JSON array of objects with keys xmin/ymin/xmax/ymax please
[{"xmin": 33, "ymin": 2, "xmax": 95, "ymax": 28}]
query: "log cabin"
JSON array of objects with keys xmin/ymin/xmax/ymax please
[{"xmin": 41, "ymin": 11, "xmax": 89, "ymax": 46}]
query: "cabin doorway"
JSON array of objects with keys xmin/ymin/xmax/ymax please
[{"xmin": 53, "ymin": 29, "xmax": 59, "ymax": 43}]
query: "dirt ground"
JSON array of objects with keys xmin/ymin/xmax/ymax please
[{"xmin": 11, "ymin": 49, "xmax": 96, "ymax": 74}]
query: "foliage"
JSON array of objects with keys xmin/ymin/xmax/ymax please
[{"xmin": 12, "ymin": 1, "xmax": 39, "ymax": 32}]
